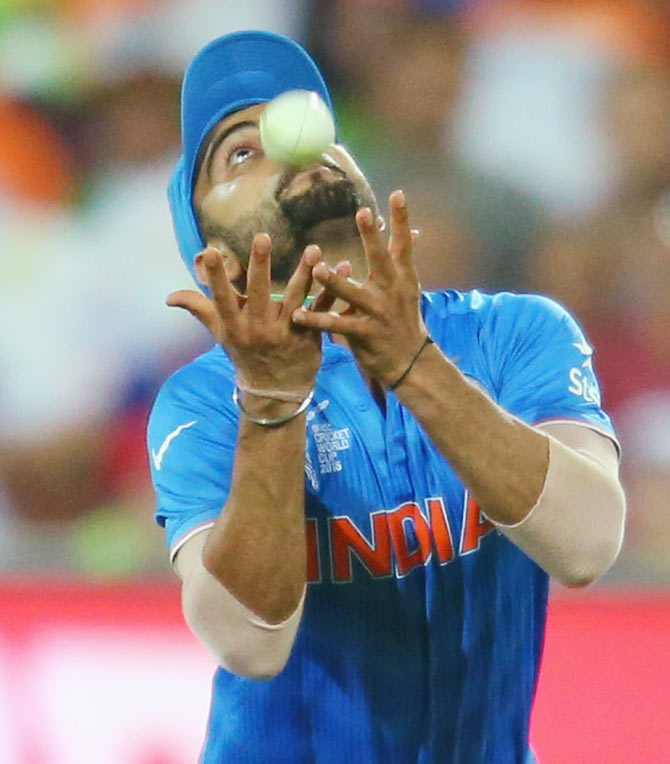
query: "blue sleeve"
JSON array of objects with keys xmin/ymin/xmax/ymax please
[
  {"xmin": 481, "ymin": 293, "xmax": 616, "ymax": 438},
  {"xmin": 147, "ymin": 361, "xmax": 238, "ymax": 558}
]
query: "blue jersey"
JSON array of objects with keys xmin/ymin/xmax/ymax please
[{"xmin": 148, "ymin": 290, "xmax": 615, "ymax": 764}]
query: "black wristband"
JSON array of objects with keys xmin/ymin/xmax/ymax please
[{"xmin": 389, "ymin": 335, "xmax": 434, "ymax": 391}]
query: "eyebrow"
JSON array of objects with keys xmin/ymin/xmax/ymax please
[{"xmin": 204, "ymin": 120, "xmax": 258, "ymax": 181}]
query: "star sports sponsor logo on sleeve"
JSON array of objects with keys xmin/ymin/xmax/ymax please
[{"xmin": 568, "ymin": 341, "xmax": 600, "ymax": 405}]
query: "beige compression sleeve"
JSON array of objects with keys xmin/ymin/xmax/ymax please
[
  {"xmin": 490, "ymin": 427, "xmax": 626, "ymax": 586},
  {"xmin": 175, "ymin": 530, "xmax": 304, "ymax": 680}
]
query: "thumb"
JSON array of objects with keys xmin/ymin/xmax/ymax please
[{"xmin": 166, "ymin": 290, "xmax": 219, "ymax": 335}]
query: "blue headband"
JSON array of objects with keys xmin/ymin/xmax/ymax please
[{"xmin": 168, "ymin": 30, "xmax": 335, "ymax": 288}]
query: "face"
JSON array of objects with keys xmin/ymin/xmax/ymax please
[{"xmin": 192, "ymin": 103, "xmax": 377, "ymax": 285}]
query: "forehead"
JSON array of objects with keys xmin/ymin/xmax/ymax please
[{"xmin": 207, "ymin": 103, "xmax": 264, "ymax": 145}]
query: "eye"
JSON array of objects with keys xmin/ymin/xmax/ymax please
[{"xmin": 227, "ymin": 144, "xmax": 257, "ymax": 168}]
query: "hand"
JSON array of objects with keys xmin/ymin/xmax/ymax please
[
  {"xmin": 291, "ymin": 190, "xmax": 428, "ymax": 387},
  {"xmin": 167, "ymin": 234, "xmax": 345, "ymax": 395}
]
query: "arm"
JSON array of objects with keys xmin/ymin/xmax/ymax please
[
  {"xmin": 165, "ymin": 237, "xmax": 331, "ymax": 678},
  {"xmin": 293, "ymin": 191, "xmax": 625, "ymax": 586},
  {"xmin": 169, "ymin": 384, "xmax": 309, "ymax": 679},
  {"xmin": 391, "ymin": 353, "xmax": 625, "ymax": 585},
  {"xmin": 509, "ymin": 421, "xmax": 625, "ymax": 586},
  {"xmin": 198, "ymin": 389, "xmax": 309, "ymax": 624},
  {"xmin": 176, "ymin": 528, "xmax": 305, "ymax": 680}
]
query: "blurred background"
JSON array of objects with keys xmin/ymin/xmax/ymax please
[{"xmin": 0, "ymin": 0, "xmax": 668, "ymax": 761}]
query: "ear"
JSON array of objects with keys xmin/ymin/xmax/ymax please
[{"xmin": 194, "ymin": 244, "xmax": 244, "ymax": 287}]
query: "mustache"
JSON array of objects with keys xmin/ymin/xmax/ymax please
[
  {"xmin": 274, "ymin": 160, "xmax": 347, "ymax": 200},
  {"xmin": 279, "ymin": 176, "xmax": 360, "ymax": 231}
]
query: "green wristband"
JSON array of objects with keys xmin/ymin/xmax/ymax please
[{"xmin": 271, "ymin": 294, "xmax": 315, "ymax": 304}]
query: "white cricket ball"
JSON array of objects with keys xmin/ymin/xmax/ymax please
[{"xmin": 259, "ymin": 89, "xmax": 336, "ymax": 166}]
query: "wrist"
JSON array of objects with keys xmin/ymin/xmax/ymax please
[
  {"xmin": 236, "ymin": 372, "xmax": 314, "ymax": 402},
  {"xmin": 388, "ymin": 334, "xmax": 434, "ymax": 391},
  {"xmin": 388, "ymin": 339, "xmax": 445, "ymax": 402},
  {"xmin": 241, "ymin": 392, "xmax": 305, "ymax": 420},
  {"xmin": 234, "ymin": 386, "xmax": 315, "ymax": 427}
]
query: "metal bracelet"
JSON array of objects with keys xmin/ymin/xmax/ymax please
[{"xmin": 233, "ymin": 385, "xmax": 315, "ymax": 427}]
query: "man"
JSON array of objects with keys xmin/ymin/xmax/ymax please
[{"xmin": 149, "ymin": 30, "xmax": 626, "ymax": 763}]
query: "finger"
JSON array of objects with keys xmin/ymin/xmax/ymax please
[
  {"xmin": 312, "ymin": 260, "xmax": 352, "ymax": 308},
  {"xmin": 356, "ymin": 206, "xmax": 394, "ymax": 285},
  {"xmin": 202, "ymin": 247, "xmax": 238, "ymax": 322},
  {"xmin": 246, "ymin": 233, "xmax": 272, "ymax": 318},
  {"xmin": 388, "ymin": 189, "xmax": 413, "ymax": 270},
  {"xmin": 310, "ymin": 261, "xmax": 352, "ymax": 314},
  {"xmin": 336, "ymin": 260, "xmax": 353, "ymax": 278},
  {"xmin": 311, "ymin": 261, "xmax": 377, "ymax": 314},
  {"xmin": 281, "ymin": 244, "xmax": 321, "ymax": 317},
  {"xmin": 167, "ymin": 290, "xmax": 219, "ymax": 335},
  {"xmin": 291, "ymin": 308, "xmax": 362, "ymax": 335}
]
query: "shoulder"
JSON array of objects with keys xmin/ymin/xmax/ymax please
[
  {"xmin": 422, "ymin": 290, "xmax": 587, "ymax": 391},
  {"xmin": 149, "ymin": 346, "xmax": 236, "ymax": 430},
  {"xmin": 422, "ymin": 289, "xmax": 576, "ymax": 343},
  {"xmin": 158, "ymin": 346, "xmax": 233, "ymax": 400},
  {"xmin": 422, "ymin": 288, "xmax": 571, "ymax": 323}
]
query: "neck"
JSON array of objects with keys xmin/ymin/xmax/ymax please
[{"xmin": 270, "ymin": 217, "xmax": 370, "ymax": 297}]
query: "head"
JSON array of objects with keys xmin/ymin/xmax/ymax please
[{"xmin": 168, "ymin": 31, "xmax": 377, "ymax": 292}]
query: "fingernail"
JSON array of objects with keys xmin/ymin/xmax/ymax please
[
  {"xmin": 203, "ymin": 249, "xmax": 219, "ymax": 267},
  {"xmin": 313, "ymin": 262, "xmax": 329, "ymax": 280},
  {"xmin": 292, "ymin": 309, "xmax": 307, "ymax": 323},
  {"xmin": 256, "ymin": 237, "xmax": 270, "ymax": 255},
  {"xmin": 304, "ymin": 246, "xmax": 320, "ymax": 266},
  {"xmin": 395, "ymin": 190, "xmax": 406, "ymax": 207},
  {"xmin": 359, "ymin": 208, "xmax": 373, "ymax": 226}
]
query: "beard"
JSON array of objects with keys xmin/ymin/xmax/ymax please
[{"xmin": 201, "ymin": 170, "xmax": 373, "ymax": 285}]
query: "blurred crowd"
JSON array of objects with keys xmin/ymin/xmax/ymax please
[{"xmin": 0, "ymin": 0, "xmax": 668, "ymax": 583}]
